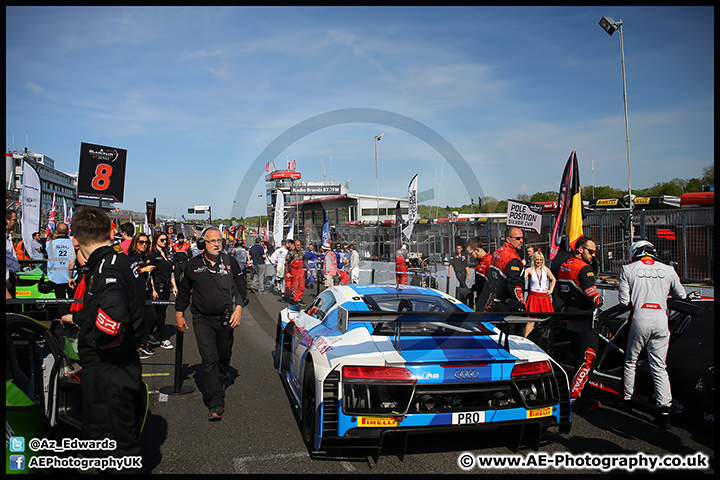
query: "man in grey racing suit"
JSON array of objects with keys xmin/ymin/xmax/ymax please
[{"xmin": 618, "ymin": 240, "xmax": 686, "ymax": 429}]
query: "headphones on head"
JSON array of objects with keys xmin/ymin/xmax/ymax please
[{"xmin": 196, "ymin": 227, "xmax": 227, "ymax": 251}]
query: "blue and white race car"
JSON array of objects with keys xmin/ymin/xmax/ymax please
[{"xmin": 274, "ymin": 284, "xmax": 576, "ymax": 452}]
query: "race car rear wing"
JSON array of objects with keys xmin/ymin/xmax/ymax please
[{"xmin": 337, "ymin": 307, "xmax": 592, "ymax": 352}]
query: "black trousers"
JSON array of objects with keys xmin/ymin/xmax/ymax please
[
  {"xmin": 568, "ymin": 326, "xmax": 600, "ymax": 401},
  {"xmin": 52, "ymin": 282, "xmax": 75, "ymax": 317},
  {"xmin": 81, "ymin": 355, "xmax": 144, "ymax": 468},
  {"xmin": 152, "ymin": 285, "xmax": 170, "ymax": 342},
  {"xmin": 193, "ymin": 315, "xmax": 234, "ymax": 409}
]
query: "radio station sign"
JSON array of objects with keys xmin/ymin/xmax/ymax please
[
  {"xmin": 290, "ymin": 185, "xmax": 342, "ymax": 196},
  {"xmin": 506, "ymin": 200, "xmax": 543, "ymax": 233},
  {"xmin": 77, "ymin": 142, "xmax": 127, "ymax": 203}
]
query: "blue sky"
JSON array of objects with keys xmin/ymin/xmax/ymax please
[{"xmin": 6, "ymin": 6, "xmax": 714, "ymax": 220}]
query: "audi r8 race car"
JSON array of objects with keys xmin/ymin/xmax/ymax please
[
  {"xmin": 530, "ymin": 297, "xmax": 714, "ymax": 428},
  {"xmin": 273, "ymin": 284, "xmax": 579, "ymax": 453}
]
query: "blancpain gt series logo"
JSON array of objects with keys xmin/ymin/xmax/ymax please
[{"xmin": 89, "ymin": 148, "xmax": 119, "ymax": 162}]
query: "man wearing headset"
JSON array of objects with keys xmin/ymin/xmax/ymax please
[{"xmin": 175, "ymin": 227, "xmax": 246, "ymax": 421}]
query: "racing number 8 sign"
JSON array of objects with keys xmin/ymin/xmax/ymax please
[{"xmin": 77, "ymin": 142, "xmax": 127, "ymax": 203}]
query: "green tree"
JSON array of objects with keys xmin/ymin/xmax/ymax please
[
  {"xmin": 685, "ymin": 178, "xmax": 702, "ymax": 192},
  {"xmin": 480, "ymin": 196, "xmax": 498, "ymax": 213},
  {"xmin": 495, "ymin": 200, "xmax": 508, "ymax": 213},
  {"xmin": 701, "ymin": 164, "xmax": 714, "ymax": 185},
  {"xmin": 584, "ymin": 185, "xmax": 624, "ymax": 200},
  {"xmin": 530, "ymin": 191, "xmax": 557, "ymax": 203},
  {"xmin": 649, "ymin": 181, "xmax": 684, "ymax": 197}
]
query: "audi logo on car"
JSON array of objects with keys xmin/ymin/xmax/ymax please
[{"xmin": 453, "ymin": 369, "xmax": 480, "ymax": 380}]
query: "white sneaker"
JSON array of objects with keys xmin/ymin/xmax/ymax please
[{"xmin": 160, "ymin": 340, "xmax": 174, "ymax": 350}]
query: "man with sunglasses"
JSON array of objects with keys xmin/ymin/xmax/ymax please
[
  {"xmin": 482, "ymin": 227, "xmax": 526, "ymax": 317},
  {"xmin": 557, "ymin": 235, "xmax": 603, "ymax": 414},
  {"xmin": 175, "ymin": 227, "xmax": 245, "ymax": 421}
]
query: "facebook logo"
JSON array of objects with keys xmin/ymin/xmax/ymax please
[
  {"xmin": 9, "ymin": 436, "xmax": 25, "ymax": 452},
  {"xmin": 9, "ymin": 455, "xmax": 25, "ymax": 471}
]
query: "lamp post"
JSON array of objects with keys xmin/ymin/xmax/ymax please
[
  {"xmin": 374, "ymin": 133, "xmax": 384, "ymax": 224},
  {"xmin": 257, "ymin": 193, "xmax": 263, "ymax": 233},
  {"xmin": 599, "ymin": 16, "xmax": 634, "ymax": 243}
]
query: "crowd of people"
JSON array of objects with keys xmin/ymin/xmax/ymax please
[
  {"xmin": 5, "ymin": 205, "xmax": 688, "ymax": 450},
  {"xmin": 243, "ymin": 237, "xmax": 360, "ymax": 303}
]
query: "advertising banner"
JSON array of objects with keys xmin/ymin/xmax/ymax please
[
  {"xmin": 402, "ymin": 174, "xmax": 418, "ymax": 240},
  {"xmin": 77, "ymin": 142, "xmax": 127, "ymax": 203},
  {"xmin": 273, "ymin": 191, "xmax": 285, "ymax": 247},
  {"xmin": 21, "ymin": 161, "xmax": 41, "ymax": 254}
]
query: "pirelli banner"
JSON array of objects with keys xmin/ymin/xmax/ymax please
[{"xmin": 77, "ymin": 142, "xmax": 127, "ymax": 203}]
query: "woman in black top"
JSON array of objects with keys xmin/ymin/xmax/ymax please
[
  {"xmin": 129, "ymin": 232, "xmax": 157, "ymax": 358},
  {"xmin": 149, "ymin": 231, "xmax": 176, "ymax": 349}
]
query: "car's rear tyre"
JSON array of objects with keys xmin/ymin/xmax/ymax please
[{"xmin": 301, "ymin": 362, "xmax": 316, "ymax": 448}]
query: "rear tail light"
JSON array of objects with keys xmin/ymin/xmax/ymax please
[
  {"xmin": 511, "ymin": 361, "xmax": 551, "ymax": 379},
  {"xmin": 342, "ymin": 366, "xmax": 416, "ymax": 384}
]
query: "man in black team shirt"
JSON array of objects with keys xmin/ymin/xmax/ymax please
[
  {"xmin": 175, "ymin": 227, "xmax": 245, "ymax": 421},
  {"xmin": 70, "ymin": 206, "xmax": 149, "ymax": 472}
]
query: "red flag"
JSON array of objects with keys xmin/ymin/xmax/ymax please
[{"xmin": 549, "ymin": 151, "xmax": 584, "ymax": 260}]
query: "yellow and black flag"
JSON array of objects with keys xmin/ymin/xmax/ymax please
[{"xmin": 549, "ymin": 151, "xmax": 584, "ymax": 260}]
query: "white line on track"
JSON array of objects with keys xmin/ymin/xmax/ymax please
[{"xmin": 233, "ymin": 452, "xmax": 308, "ymax": 474}]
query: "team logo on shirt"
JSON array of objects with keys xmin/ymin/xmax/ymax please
[
  {"xmin": 130, "ymin": 262, "xmax": 141, "ymax": 278},
  {"xmin": 95, "ymin": 307, "xmax": 123, "ymax": 335}
]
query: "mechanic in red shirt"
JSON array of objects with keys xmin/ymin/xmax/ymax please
[
  {"xmin": 285, "ymin": 239, "xmax": 307, "ymax": 306},
  {"xmin": 482, "ymin": 227, "xmax": 526, "ymax": 314},
  {"xmin": 395, "ymin": 248, "xmax": 408, "ymax": 285},
  {"xmin": 557, "ymin": 235, "xmax": 603, "ymax": 413}
]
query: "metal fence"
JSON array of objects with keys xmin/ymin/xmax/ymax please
[{"xmin": 316, "ymin": 207, "xmax": 713, "ymax": 284}]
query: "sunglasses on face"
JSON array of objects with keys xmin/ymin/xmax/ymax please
[
  {"xmin": 138, "ymin": 240, "xmax": 149, "ymax": 245},
  {"xmin": 158, "ymin": 238, "xmax": 167, "ymax": 242},
  {"xmin": 510, "ymin": 236, "xmax": 524, "ymax": 241},
  {"xmin": 585, "ymin": 248, "xmax": 596, "ymax": 255}
]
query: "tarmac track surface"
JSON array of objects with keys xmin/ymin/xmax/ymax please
[{"xmin": 136, "ymin": 281, "xmax": 714, "ymax": 475}]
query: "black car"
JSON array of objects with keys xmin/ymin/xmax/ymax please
[{"xmin": 529, "ymin": 297, "xmax": 714, "ymax": 428}]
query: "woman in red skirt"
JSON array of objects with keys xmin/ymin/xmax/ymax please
[{"xmin": 522, "ymin": 251, "xmax": 556, "ymax": 337}]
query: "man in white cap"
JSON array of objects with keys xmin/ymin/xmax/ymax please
[{"xmin": 321, "ymin": 242, "xmax": 337, "ymax": 289}]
